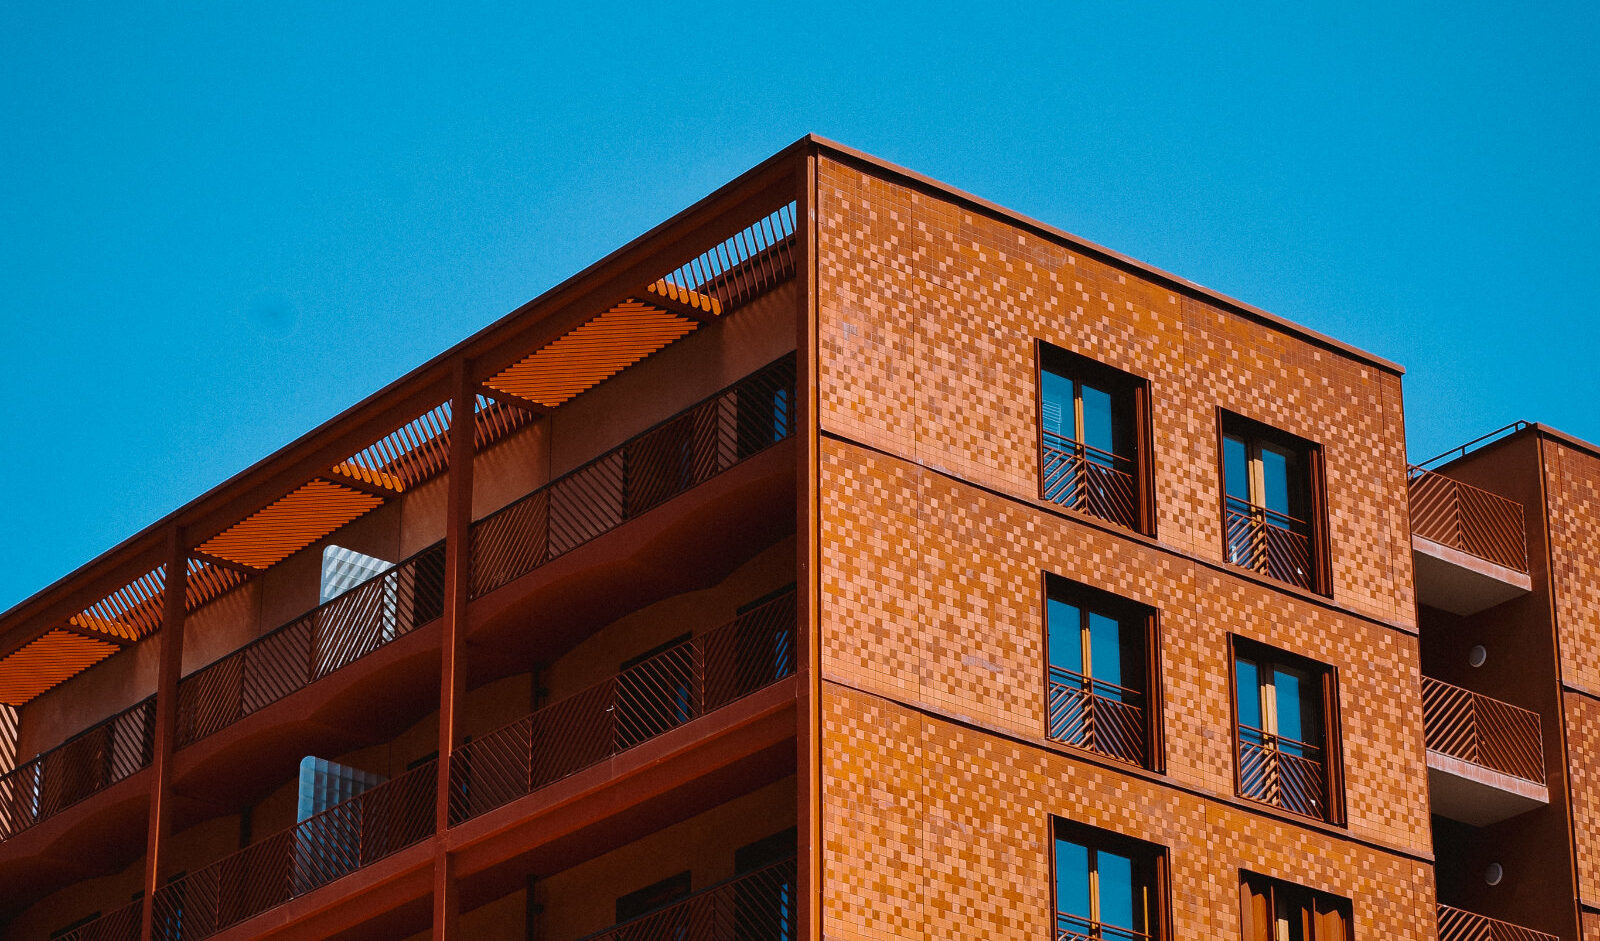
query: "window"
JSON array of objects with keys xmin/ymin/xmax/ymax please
[
  {"xmin": 318, "ymin": 545, "xmax": 398, "ymax": 673},
  {"xmin": 616, "ymin": 870, "xmax": 691, "ymax": 940},
  {"xmin": 294, "ymin": 757, "xmax": 385, "ymax": 893},
  {"xmin": 1219, "ymin": 413, "xmax": 1327, "ymax": 593},
  {"xmin": 1240, "ymin": 873, "xmax": 1350, "ymax": 941},
  {"xmin": 1232, "ymin": 639, "xmax": 1343, "ymax": 823},
  {"xmin": 1045, "ymin": 577, "xmax": 1161, "ymax": 770},
  {"xmin": 1053, "ymin": 821, "xmax": 1167, "ymax": 941},
  {"xmin": 1037, "ymin": 343, "xmax": 1151, "ymax": 534},
  {"xmin": 734, "ymin": 828, "xmax": 797, "ymax": 941}
]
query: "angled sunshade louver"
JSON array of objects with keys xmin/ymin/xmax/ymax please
[
  {"xmin": 0, "ymin": 630, "xmax": 120, "ymax": 705},
  {"xmin": 197, "ymin": 480, "xmax": 386, "ymax": 570}
]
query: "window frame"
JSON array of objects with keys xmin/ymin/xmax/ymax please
[
  {"xmin": 1041, "ymin": 573, "xmax": 1165, "ymax": 773},
  {"xmin": 1215, "ymin": 410, "xmax": 1331, "ymax": 596},
  {"xmin": 1239, "ymin": 871, "xmax": 1352, "ymax": 941},
  {"xmin": 1227, "ymin": 637, "xmax": 1345, "ymax": 825},
  {"xmin": 1050, "ymin": 819, "xmax": 1172, "ymax": 941},
  {"xmin": 1035, "ymin": 341, "xmax": 1156, "ymax": 536}
]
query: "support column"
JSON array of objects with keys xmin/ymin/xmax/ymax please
[
  {"xmin": 434, "ymin": 361, "xmax": 476, "ymax": 939},
  {"xmin": 141, "ymin": 529, "xmax": 188, "ymax": 941},
  {"xmin": 794, "ymin": 148, "xmax": 823, "ymax": 941}
]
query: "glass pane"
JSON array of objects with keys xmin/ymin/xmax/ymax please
[
  {"xmin": 1047, "ymin": 599, "xmax": 1085, "ymax": 678},
  {"xmin": 1223, "ymin": 435, "xmax": 1251, "ymax": 502},
  {"xmin": 1275, "ymin": 665, "xmax": 1321, "ymax": 752},
  {"xmin": 1080, "ymin": 383, "xmax": 1115, "ymax": 461},
  {"xmin": 1096, "ymin": 849, "xmax": 1138, "ymax": 930},
  {"xmin": 1041, "ymin": 370, "xmax": 1073, "ymax": 438},
  {"xmin": 1260, "ymin": 444, "xmax": 1295, "ymax": 517},
  {"xmin": 1087, "ymin": 611, "xmax": 1124, "ymax": 695},
  {"xmin": 1235, "ymin": 657, "xmax": 1262, "ymax": 730},
  {"xmin": 1054, "ymin": 837, "xmax": 1092, "ymax": 919}
]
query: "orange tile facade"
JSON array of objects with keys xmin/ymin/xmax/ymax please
[{"xmin": 813, "ymin": 155, "xmax": 1433, "ymax": 939}]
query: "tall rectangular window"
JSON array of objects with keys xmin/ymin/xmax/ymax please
[
  {"xmin": 1219, "ymin": 412, "xmax": 1327, "ymax": 593},
  {"xmin": 1038, "ymin": 343, "xmax": 1152, "ymax": 534},
  {"xmin": 1053, "ymin": 821, "xmax": 1166, "ymax": 941},
  {"xmin": 1045, "ymin": 577, "xmax": 1160, "ymax": 770},
  {"xmin": 1241, "ymin": 873, "xmax": 1351, "ymax": 941},
  {"xmin": 1232, "ymin": 639, "xmax": 1342, "ymax": 823}
]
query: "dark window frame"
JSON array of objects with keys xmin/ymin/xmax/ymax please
[
  {"xmin": 1239, "ymin": 871, "xmax": 1352, "ymax": 941},
  {"xmin": 1035, "ymin": 341, "xmax": 1156, "ymax": 536},
  {"xmin": 1050, "ymin": 818, "xmax": 1172, "ymax": 941},
  {"xmin": 1041, "ymin": 573, "xmax": 1165, "ymax": 773},
  {"xmin": 1215, "ymin": 410, "xmax": 1331, "ymax": 596},
  {"xmin": 1228, "ymin": 637, "xmax": 1345, "ymax": 825}
]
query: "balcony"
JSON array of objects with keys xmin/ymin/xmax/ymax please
[
  {"xmin": 1237, "ymin": 725, "xmax": 1330, "ymax": 822},
  {"xmin": 1040, "ymin": 432, "xmax": 1139, "ymax": 531},
  {"xmin": 0, "ymin": 695, "xmax": 153, "ymax": 840},
  {"xmin": 1408, "ymin": 467, "xmax": 1531, "ymax": 615},
  {"xmin": 1438, "ymin": 904, "xmax": 1557, "ymax": 941},
  {"xmin": 1055, "ymin": 910, "xmax": 1149, "ymax": 941},
  {"xmin": 53, "ymin": 898, "xmax": 144, "ymax": 941},
  {"xmin": 1224, "ymin": 497, "xmax": 1314, "ymax": 592},
  {"xmin": 1421, "ymin": 676, "xmax": 1548, "ymax": 826},
  {"xmin": 1046, "ymin": 666, "xmax": 1148, "ymax": 768},
  {"xmin": 575, "ymin": 857, "xmax": 797, "ymax": 941}
]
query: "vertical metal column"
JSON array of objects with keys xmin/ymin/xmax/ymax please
[
  {"xmin": 433, "ymin": 360, "xmax": 476, "ymax": 939},
  {"xmin": 140, "ymin": 529, "xmax": 188, "ymax": 941},
  {"xmin": 794, "ymin": 145, "xmax": 823, "ymax": 941}
]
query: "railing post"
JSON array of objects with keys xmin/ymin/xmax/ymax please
[
  {"xmin": 433, "ymin": 361, "xmax": 476, "ymax": 941},
  {"xmin": 142, "ymin": 530, "xmax": 188, "ymax": 941}
]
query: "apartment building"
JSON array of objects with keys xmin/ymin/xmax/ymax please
[{"xmin": 0, "ymin": 136, "xmax": 1588, "ymax": 941}]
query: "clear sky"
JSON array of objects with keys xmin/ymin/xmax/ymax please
[{"xmin": 2, "ymin": 2, "xmax": 1595, "ymax": 612}]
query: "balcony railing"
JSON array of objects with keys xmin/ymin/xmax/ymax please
[
  {"xmin": 1056, "ymin": 911, "xmax": 1150, "ymax": 941},
  {"xmin": 1438, "ymin": 905, "xmax": 1558, "ymax": 941},
  {"xmin": 1224, "ymin": 497, "xmax": 1314, "ymax": 591},
  {"xmin": 52, "ymin": 897, "xmax": 144, "ymax": 941},
  {"xmin": 576, "ymin": 857, "xmax": 797, "ymax": 941},
  {"xmin": 450, "ymin": 588, "xmax": 796, "ymax": 824},
  {"xmin": 1407, "ymin": 466, "xmax": 1529, "ymax": 572},
  {"xmin": 0, "ymin": 694, "xmax": 154, "ymax": 840},
  {"xmin": 1422, "ymin": 676, "xmax": 1545, "ymax": 784},
  {"xmin": 1046, "ymin": 666, "xmax": 1147, "ymax": 767},
  {"xmin": 1040, "ymin": 432, "xmax": 1139, "ymax": 531},
  {"xmin": 174, "ymin": 541, "xmax": 447, "ymax": 747},
  {"xmin": 471, "ymin": 355, "xmax": 797, "ymax": 599},
  {"xmin": 1237, "ymin": 725, "xmax": 1329, "ymax": 821},
  {"xmin": 147, "ymin": 758, "xmax": 437, "ymax": 940}
]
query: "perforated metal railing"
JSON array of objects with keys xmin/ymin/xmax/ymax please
[
  {"xmin": 470, "ymin": 355, "xmax": 797, "ymax": 599},
  {"xmin": 47, "ymin": 896, "xmax": 143, "ymax": 941},
  {"xmin": 1046, "ymin": 666, "xmax": 1147, "ymax": 767},
  {"xmin": 576, "ymin": 857, "xmax": 797, "ymax": 941},
  {"xmin": 1421, "ymin": 676, "xmax": 1545, "ymax": 784},
  {"xmin": 1237, "ymin": 725, "xmax": 1329, "ymax": 821},
  {"xmin": 147, "ymin": 758, "xmax": 436, "ymax": 940},
  {"xmin": 0, "ymin": 694, "xmax": 155, "ymax": 839},
  {"xmin": 1040, "ymin": 432, "xmax": 1139, "ymax": 531},
  {"xmin": 1225, "ymin": 497, "xmax": 1314, "ymax": 590},
  {"xmin": 1438, "ymin": 905, "xmax": 1558, "ymax": 941},
  {"xmin": 449, "ymin": 589, "xmax": 796, "ymax": 825},
  {"xmin": 1407, "ymin": 466, "xmax": 1529, "ymax": 572},
  {"xmin": 174, "ymin": 542, "xmax": 447, "ymax": 747}
]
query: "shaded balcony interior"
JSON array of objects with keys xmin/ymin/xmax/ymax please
[{"xmin": 0, "ymin": 189, "xmax": 803, "ymax": 936}]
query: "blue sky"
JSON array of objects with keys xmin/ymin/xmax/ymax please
[{"xmin": 1, "ymin": 2, "xmax": 1595, "ymax": 611}]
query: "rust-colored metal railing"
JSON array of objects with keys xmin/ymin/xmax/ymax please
[
  {"xmin": 1056, "ymin": 911, "xmax": 1150, "ymax": 941},
  {"xmin": 0, "ymin": 695, "xmax": 155, "ymax": 840},
  {"xmin": 147, "ymin": 758, "xmax": 436, "ymax": 940},
  {"xmin": 51, "ymin": 897, "xmax": 144, "ymax": 941},
  {"xmin": 470, "ymin": 355, "xmax": 797, "ymax": 599},
  {"xmin": 576, "ymin": 857, "xmax": 797, "ymax": 941},
  {"xmin": 449, "ymin": 589, "xmax": 796, "ymax": 824},
  {"xmin": 1046, "ymin": 666, "xmax": 1147, "ymax": 767},
  {"xmin": 1225, "ymin": 497, "xmax": 1314, "ymax": 590},
  {"xmin": 173, "ymin": 542, "xmax": 447, "ymax": 748},
  {"xmin": 1421, "ymin": 676, "xmax": 1545, "ymax": 784},
  {"xmin": 1040, "ymin": 431, "xmax": 1139, "ymax": 531},
  {"xmin": 1237, "ymin": 725, "xmax": 1329, "ymax": 821},
  {"xmin": 1438, "ymin": 904, "xmax": 1558, "ymax": 941},
  {"xmin": 1407, "ymin": 466, "xmax": 1529, "ymax": 572}
]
